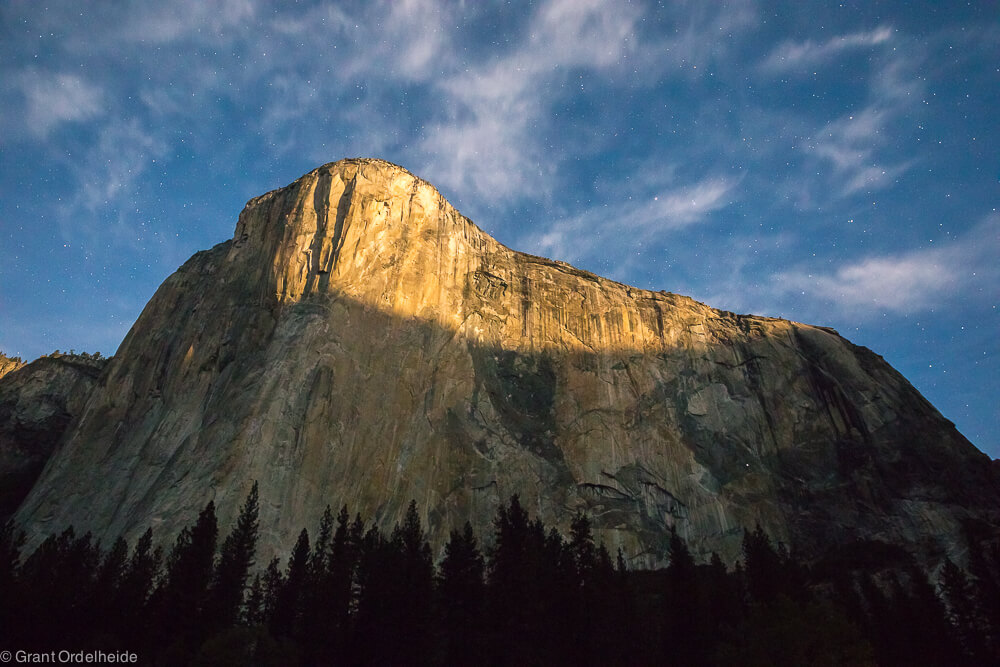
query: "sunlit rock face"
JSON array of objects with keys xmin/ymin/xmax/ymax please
[
  {"xmin": 0, "ymin": 354, "xmax": 25, "ymax": 380},
  {"xmin": 0, "ymin": 354, "xmax": 106, "ymax": 524},
  {"xmin": 14, "ymin": 159, "xmax": 1000, "ymax": 566}
]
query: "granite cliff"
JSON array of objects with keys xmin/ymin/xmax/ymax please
[
  {"xmin": 13, "ymin": 159, "xmax": 1000, "ymax": 566},
  {"xmin": 0, "ymin": 353, "xmax": 106, "ymax": 524},
  {"xmin": 0, "ymin": 353, "xmax": 25, "ymax": 380}
]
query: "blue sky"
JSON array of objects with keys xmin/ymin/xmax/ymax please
[{"xmin": 1, "ymin": 1, "xmax": 997, "ymax": 457}]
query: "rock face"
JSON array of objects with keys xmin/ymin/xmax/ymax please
[
  {"xmin": 0, "ymin": 353, "xmax": 106, "ymax": 525},
  {"xmin": 0, "ymin": 353, "xmax": 25, "ymax": 380},
  {"xmin": 14, "ymin": 159, "xmax": 1000, "ymax": 566}
]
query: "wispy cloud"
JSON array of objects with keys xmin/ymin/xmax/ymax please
[
  {"xmin": 521, "ymin": 174, "xmax": 735, "ymax": 266},
  {"xmin": 417, "ymin": 0, "xmax": 640, "ymax": 204},
  {"xmin": 771, "ymin": 216, "xmax": 999, "ymax": 318},
  {"xmin": 753, "ymin": 24, "xmax": 920, "ymax": 203},
  {"xmin": 761, "ymin": 31, "xmax": 926, "ymax": 205},
  {"xmin": 384, "ymin": 0, "xmax": 451, "ymax": 81},
  {"xmin": 54, "ymin": 119, "xmax": 170, "ymax": 255},
  {"xmin": 778, "ymin": 255, "xmax": 956, "ymax": 314},
  {"xmin": 761, "ymin": 26, "xmax": 893, "ymax": 72},
  {"xmin": 810, "ymin": 108, "xmax": 913, "ymax": 196},
  {"xmin": 18, "ymin": 70, "xmax": 103, "ymax": 137},
  {"xmin": 650, "ymin": 179, "xmax": 735, "ymax": 227},
  {"xmin": 268, "ymin": 0, "xmax": 451, "ymax": 82},
  {"xmin": 71, "ymin": 120, "xmax": 169, "ymax": 214},
  {"xmin": 118, "ymin": 0, "xmax": 257, "ymax": 44}
]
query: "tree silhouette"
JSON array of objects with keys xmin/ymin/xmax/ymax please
[
  {"xmin": 940, "ymin": 558, "xmax": 989, "ymax": 663},
  {"xmin": 243, "ymin": 572, "xmax": 265, "ymax": 628},
  {"xmin": 352, "ymin": 522, "xmax": 388, "ymax": 664},
  {"xmin": 568, "ymin": 511, "xmax": 597, "ymax": 579},
  {"xmin": 741, "ymin": 523, "xmax": 785, "ymax": 604},
  {"xmin": 893, "ymin": 563, "xmax": 964, "ymax": 666},
  {"xmin": 353, "ymin": 501, "xmax": 434, "ymax": 665},
  {"xmin": 487, "ymin": 495, "xmax": 536, "ymax": 664},
  {"xmin": 206, "ymin": 482, "xmax": 259, "ymax": 632},
  {"xmin": 439, "ymin": 521, "xmax": 486, "ymax": 665},
  {"xmin": 117, "ymin": 528, "xmax": 162, "ymax": 649},
  {"xmin": 270, "ymin": 528, "xmax": 309, "ymax": 640},
  {"xmin": 153, "ymin": 501, "xmax": 218, "ymax": 653},
  {"xmin": 91, "ymin": 536, "xmax": 128, "ymax": 640},
  {"xmin": 297, "ymin": 505, "xmax": 335, "ymax": 661},
  {"xmin": 395, "ymin": 500, "xmax": 435, "ymax": 664},
  {"xmin": 15, "ymin": 527, "xmax": 101, "ymax": 648},
  {"xmin": 325, "ymin": 506, "xmax": 359, "ymax": 656},
  {"xmin": 260, "ymin": 556, "xmax": 284, "ymax": 627},
  {"xmin": 0, "ymin": 521, "xmax": 24, "ymax": 644},
  {"xmin": 5, "ymin": 490, "xmax": 997, "ymax": 665},
  {"xmin": 967, "ymin": 532, "xmax": 1000, "ymax": 659},
  {"xmin": 662, "ymin": 530, "xmax": 703, "ymax": 665}
]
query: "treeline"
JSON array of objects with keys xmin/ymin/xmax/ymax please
[
  {"xmin": 39, "ymin": 350, "xmax": 106, "ymax": 361},
  {"xmin": 2, "ymin": 485, "xmax": 999, "ymax": 666}
]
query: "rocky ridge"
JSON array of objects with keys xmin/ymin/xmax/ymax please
[
  {"xmin": 13, "ymin": 158, "xmax": 1000, "ymax": 566},
  {"xmin": 0, "ymin": 353, "xmax": 25, "ymax": 380},
  {"xmin": 0, "ymin": 353, "xmax": 107, "ymax": 524}
]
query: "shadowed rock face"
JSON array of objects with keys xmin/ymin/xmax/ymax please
[
  {"xmin": 0, "ymin": 354, "xmax": 106, "ymax": 524},
  {"xmin": 14, "ymin": 159, "xmax": 1000, "ymax": 566}
]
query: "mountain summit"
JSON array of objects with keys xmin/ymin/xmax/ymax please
[{"xmin": 14, "ymin": 158, "xmax": 999, "ymax": 565}]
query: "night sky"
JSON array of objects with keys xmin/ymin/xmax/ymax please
[{"xmin": 1, "ymin": 1, "xmax": 997, "ymax": 457}]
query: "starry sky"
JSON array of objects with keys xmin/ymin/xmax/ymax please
[{"xmin": 1, "ymin": 1, "xmax": 997, "ymax": 457}]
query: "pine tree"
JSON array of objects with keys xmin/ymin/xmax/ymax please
[
  {"xmin": 609, "ymin": 547, "xmax": 644, "ymax": 665},
  {"xmin": 588, "ymin": 542, "xmax": 620, "ymax": 663},
  {"xmin": 17, "ymin": 531, "xmax": 63, "ymax": 647},
  {"xmin": 260, "ymin": 556, "xmax": 284, "ymax": 625},
  {"xmin": 940, "ymin": 558, "xmax": 989, "ymax": 662},
  {"xmin": 0, "ymin": 522, "xmax": 24, "ymax": 644},
  {"xmin": 488, "ymin": 495, "xmax": 532, "ymax": 609},
  {"xmin": 243, "ymin": 573, "xmax": 265, "ymax": 627},
  {"xmin": 327, "ymin": 506, "xmax": 357, "ymax": 649},
  {"xmin": 352, "ymin": 523, "xmax": 388, "ymax": 664},
  {"xmin": 439, "ymin": 522, "xmax": 486, "ymax": 665},
  {"xmin": 742, "ymin": 523, "xmax": 784, "ymax": 604},
  {"xmin": 663, "ymin": 530, "xmax": 701, "ymax": 664},
  {"xmin": 311, "ymin": 505, "xmax": 335, "ymax": 575},
  {"xmin": 92, "ymin": 536, "xmax": 129, "ymax": 639},
  {"xmin": 487, "ymin": 496, "xmax": 566, "ymax": 664},
  {"xmin": 207, "ymin": 482, "xmax": 260, "ymax": 631},
  {"xmin": 154, "ymin": 501, "xmax": 218, "ymax": 650},
  {"xmin": 565, "ymin": 511, "xmax": 601, "ymax": 661},
  {"xmin": 967, "ymin": 533, "xmax": 1000, "ymax": 658},
  {"xmin": 299, "ymin": 505, "xmax": 339, "ymax": 662},
  {"xmin": 391, "ymin": 501, "xmax": 435, "ymax": 665},
  {"xmin": 568, "ymin": 511, "xmax": 597, "ymax": 582},
  {"xmin": 704, "ymin": 552, "xmax": 742, "ymax": 639},
  {"xmin": 488, "ymin": 495, "xmax": 530, "ymax": 664},
  {"xmin": 270, "ymin": 528, "xmax": 309, "ymax": 640},
  {"xmin": 305, "ymin": 505, "xmax": 362, "ymax": 661},
  {"xmin": 96, "ymin": 537, "xmax": 129, "ymax": 595},
  {"xmin": 116, "ymin": 528, "xmax": 161, "ymax": 650},
  {"xmin": 16, "ymin": 528, "xmax": 101, "ymax": 648},
  {"xmin": 896, "ymin": 562, "xmax": 964, "ymax": 666}
]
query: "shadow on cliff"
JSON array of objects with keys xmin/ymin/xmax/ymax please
[
  {"xmin": 0, "ymin": 355, "xmax": 106, "ymax": 525},
  {"xmin": 13, "ymin": 274, "xmax": 1000, "ymax": 568}
]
